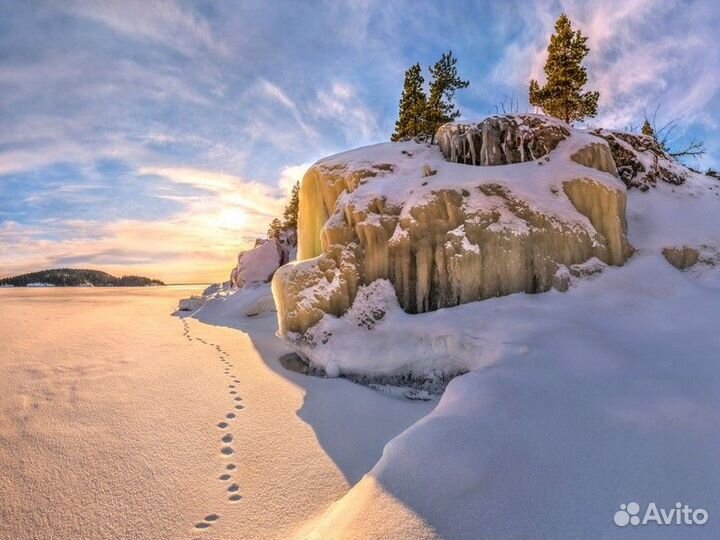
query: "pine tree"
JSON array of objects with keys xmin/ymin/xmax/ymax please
[
  {"xmin": 425, "ymin": 51, "xmax": 469, "ymax": 142},
  {"xmin": 267, "ymin": 218, "xmax": 282, "ymax": 240},
  {"xmin": 281, "ymin": 182, "xmax": 300, "ymax": 230},
  {"xmin": 529, "ymin": 14, "xmax": 599, "ymax": 124},
  {"xmin": 268, "ymin": 182, "xmax": 300, "ymax": 241},
  {"xmin": 641, "ymin": 119, "xmax": 654, "ymax": 138},
  {"xmin": 391, "ymin": 63, "xmax": 427, "ymax": 142}
]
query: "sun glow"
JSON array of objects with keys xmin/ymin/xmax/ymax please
[{"xmin": 214, "ymin": 207, "xmax": 249, "ymax": 230}]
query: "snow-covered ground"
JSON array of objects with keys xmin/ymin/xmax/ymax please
[
  {"xmin": 299, "ymin": 250, "xmax": 720, "ymax": 539},
  {"xmin": 0, "ymin": 286, "xmax": 432, "ymax": 540},
  {"xmin": 289, "ymin": 171, "xmax": 720, "ymax": 539},
  {"xmin": 184, "ymin": 198, "xmax": 720, "ymax": 539},
  {"xmin": 2, "ymin": 152, "xmax": 718, "ymax": 539}
]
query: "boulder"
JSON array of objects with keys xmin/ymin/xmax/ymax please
[
  {"xmin": 178, "ymin": 296, "xmax": 204, "ymax": 312},
  {"xmin": 273, "ymin": 115, "xmax": 634, "ymax": 338},
  {"xmin": 592, "ymin": 130, "xmax": 687, "ymax": 190},
  {"xmin": 436, "ymin": 114, "xmax": 570, "ymax": 166},
  {"xmin": 230, "ymin": 238, "xmax": 282, "ymax": 288}
]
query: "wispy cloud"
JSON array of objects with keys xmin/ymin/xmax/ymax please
[
  {"xmin": 60, "ymin": 0, "xmax": 229, "ymax": 57},
  {"xmin": 1, "ymin": 0, "xmax": 718, "ymax": 282},
  {"xmin": 491, "ymin": 0, "xmax": 720, "ymax": 131},
  {"xmin": 255, "ymin": 79, "xmax": 320, "ymax": 140},
  {"xmin": 313, "ymin": 82, "xmax": 382, "ymax": 144}
]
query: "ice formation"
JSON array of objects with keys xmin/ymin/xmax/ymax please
[
  {"xmin": 274, "ymin": 115, "xmax": 634, "ymax": 338},
  {"xmin": 436, "ymin": 114, "xmax": 569, "ymax": 166}
]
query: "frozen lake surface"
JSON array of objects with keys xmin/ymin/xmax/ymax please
[{"xmin": 0, "ymin": 287, "xmax": 431, "ymax": 539}]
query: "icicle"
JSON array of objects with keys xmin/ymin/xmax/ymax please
[{"xmin": 467, "ymin": 130, "xmax": 477, "ymax": 165}]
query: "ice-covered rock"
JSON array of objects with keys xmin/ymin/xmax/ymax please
[
  {"xmin": 436, "ymin": 114, "xmax": 569, "ymax": 166},
  {"xmin": 230, "ymin": 232, "xmax": 298, "ymax": 289},
  {"xmin": 592, "ymin": 130, "xmax": 687, "ymax": 190},
  {"xmin": 273, "ymin": 114, "xmax": 634, "ymax": 342},
  {"xmin": 178, "ymin": 295, "xmax": 204, "ymax": 312},
  {"xmin": 662, "ymin": 244, "xmax": 720, "ymax": 271},
  {"xmin": 230, "ymin": 238, "xmax": 282, "ymax": 288},
  {"xmin": 202, "ymin": 282, "xmax": 224, "ymax": 296}
]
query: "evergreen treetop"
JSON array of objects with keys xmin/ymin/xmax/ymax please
[
  {"xmin": 391, "ymin": 63, "xmax": 427, "ymax": 142},
  {"xmin": 390, "ymin": 52, "xmax": 468, "ymax": 143},
  {"xmin": 425, "ymin": 51, "xmax": 469, "ymax": 142},
  {"xmin": 268, "ymin": 181, "xmax": 300, "ymax": 241},
  {"xmin": 529, "ymin": 13, "xmax": 599, "ymax": 124},
  {"xmin": 641, "ymin": 119, "xmax": 654, "ymax": 138}
]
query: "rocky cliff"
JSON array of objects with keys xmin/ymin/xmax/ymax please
[{"xmin": 273, "ymin": 115, "xmax": 635, "ymax": 340}]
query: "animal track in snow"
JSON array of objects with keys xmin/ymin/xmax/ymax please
[
  {"xmin": 222, "ymin": 434, "xmax": 233, "ymax": 443},
  {"xmin": 221, "ymin": 446, "xmax": 234, "ymax": 455}
]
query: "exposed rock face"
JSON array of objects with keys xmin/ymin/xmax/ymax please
[
  {"xmin": 273, "ymin": 116, "xmax": 634, "ymax": 338},
  {"xmin": 661, "ymin": 245, "xmax": 720, "ymax": 272},
  {"xmin": 662, "ymin": 246, "xmax": 699, "ymax": 269},
  {"xmin": 592, "ymin": 130, "xmax": 687, "ymax": 190},
  {"xmin": 437, "ymin": 115, "xmax": 569, "ymax": 166},
  {"xmin": 274, "ymin": 228, "xmax": 298, "ymax": 265}
]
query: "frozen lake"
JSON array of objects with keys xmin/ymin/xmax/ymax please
[{"xmin": 0, "ymin": 286, "xmax": 431, "ymax": 539}]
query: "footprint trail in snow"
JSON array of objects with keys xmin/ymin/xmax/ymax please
[{"xmin": 182, "ymin": 319, "xmax": 245, "ymax": 533}]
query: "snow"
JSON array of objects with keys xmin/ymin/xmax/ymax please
[
  {"xmin": 287, "ymin": 153, "xmax": 720, "ymax": 538},
  {"xmin": 299, "ymin": 249, "xmax": 720, "ymax": 539},
  {"xmin": 276, "ymin": 118, "xmax": 720, "ymax": 538},
  {"xmin": 230, "ymin": 238, "xmax": 281, "ymax": 288},
  {"xmin": 312, "ymin": 124, "xmax": 625, "ymax": 235},
  {"xmin": 5, "ymin": 113, "xmax": 719, "ymax": 539},
  {"xmin": 178, "ymin": 294, "xmax": 205, "ymax": 311},
  {"xmin": 0, "ymin": 285, "xmax": 433, "ymax": 540}
]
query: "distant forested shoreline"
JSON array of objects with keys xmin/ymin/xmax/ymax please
[{"xmin": 0, "ymin": 268, "xmax": 165, "ymax": 287}]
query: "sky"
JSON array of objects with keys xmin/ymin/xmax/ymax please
[{"xmin": 1, "ymin": 0, "xmax": 719, "ymax": 283}]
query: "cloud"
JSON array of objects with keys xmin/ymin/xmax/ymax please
[
  {"xmin": 278, "ymin": 163, "xmax": 313, "ymax": 196},
  {"xmin": 256, "ymin": 80, "xmax": 319, "ymax": 140},
  {"xmin": 138, "ymin": 166, "xmax": 285, "ymax": 218},
  {"xmin": 1, "ymin": 162, "xmax": 290, "ymax": 283},
  {"xmin": 491, "ymin": 0, "xmax": 720, "ymax": 131},
  {"xmin": 60, "ymin": 0, "xmax": 228, "ymax": 58},
  {"xmin": 2, "ymin": 0, "xmax": 719, "ymax": 282},
  {"xmin": 313, "ymin": 83, "xmax": 382, "ymax": 144},
  {"xmin": 0, "ymin": 218, "xmax": 238, "ymax": 283}
]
